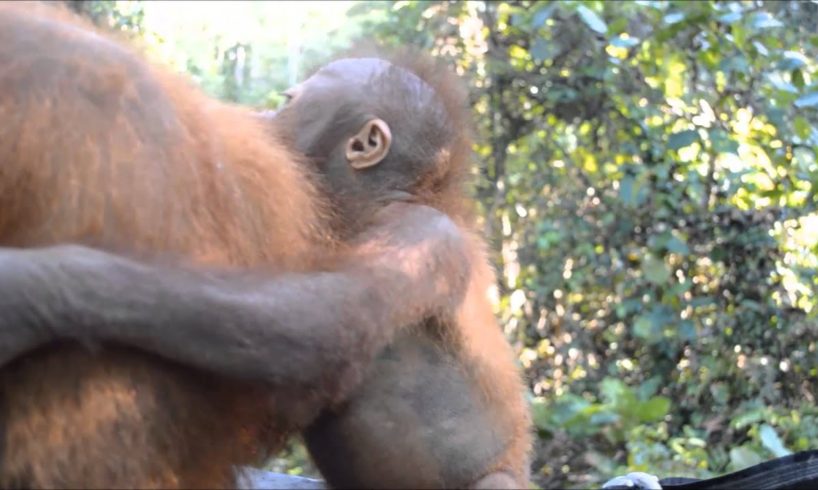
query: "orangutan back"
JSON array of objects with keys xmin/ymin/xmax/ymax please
[{"xmin": 0, "ymin": 3, "xmax": 320, "ymax": 487}]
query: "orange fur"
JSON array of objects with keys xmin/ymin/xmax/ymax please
[
  {"xmin": 0, "ymin": 2, "xmax": 325, "ymax": 487},
  {"xmin": 367, "ymin": 46, "xmax": 533, "ymax": 486},
  {"xmin": 454, "ymin": 231, "xmax": 533, "ymax": 485}
]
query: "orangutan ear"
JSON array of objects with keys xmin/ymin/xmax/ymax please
[{"xmin": 346, "ymin": 118, "xmax": 392, "ymax": 170}]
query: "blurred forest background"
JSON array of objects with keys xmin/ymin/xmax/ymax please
[{"xmin": 67, "ymin": 0, "xmax": 818, "ymax": 488}]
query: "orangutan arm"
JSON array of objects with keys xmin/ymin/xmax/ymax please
[{"xmin": 0, "ymin": 203, "xmax": 468, "ymax": 401}]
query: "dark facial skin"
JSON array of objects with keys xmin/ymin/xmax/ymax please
[{"xmin": 0, "ymin": 55, "xmax": 530, "ymax": 489}]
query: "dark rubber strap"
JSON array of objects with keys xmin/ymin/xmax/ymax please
[
  {"xmin": 660, "ymin": 450, "xmax": 818, "ymax": 489},
  {"xmin": 604, "ymin": 450, "xmax": 818, "ymax": 490}
]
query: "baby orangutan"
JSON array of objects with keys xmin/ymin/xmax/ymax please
[{"xmin": 274, "ymin": 54, "xmax": 533, "ymax": 489}]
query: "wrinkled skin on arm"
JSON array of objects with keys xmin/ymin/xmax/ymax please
[{"xmin": 0, "ymin": 203, "xmax": 469, "ymax": 406}]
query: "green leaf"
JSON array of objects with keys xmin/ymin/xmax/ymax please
[
  {"xmin": 600, "ymin": 378, "xmax": 636, "ymax": 409},
  {"xmin": 749, "ymin": 11, "xmax": 783, "ymax": 30},
  {"xmin": 710, "ymin": 383, "xmax": 730, "ymax": 405},
  {"xmin": 577, "ymin": 5, "xmax": 607, "ymax": 34},
  {"xmin": 730, "ymin": 446, "xmax": 764, "ymax": 470},
  {"xmin": 619, "ymin": 175, "xmax": 636, "ymax": 206},
  {"xmin": 531, "ymin": 38, "xmax": 552, "ymax": 62},
  {"xmin": 651, "ymin": 232, "xmax": 689, "ymax": 255},
  {"xmin": 530, "ymin": 398, "xmax": 554, "ymax": 431},
  {"xmin": 779, "ymin": 51, "xmax": 808, "ymax": 71},
  {"xmin": 760, "ymin": 424, "xmax": 792, "ymax": 458},
  {"xmin": 549, "ymin": 394, "xmax": 593, "ymax": 426},
  {"xmin": 611, "ymin": 35, "xmax": 640, "ymax": 48},
  {"xmin": 732, "ymin": 23, "xmax": 747, "ymax": 48},
  {"xmin": 668, "ymin": 129, "xmax": 699, "ymax": 150},
  {"xmin": 710, "ymin": 128, "xmax": 740, "ymax": 155},
  {"xmin": 532, "ymin": 4, "xmax": 557, "ymax": 29},
  {"xmin": 768, "ymin": 72, "xmax": 798, "ymax": 94},
  {"xmin": 794, "ymin": 116, "xmax": 812, "ymax": 140},
  {"xmin": 679, "ymin": 320, "xmax": 696, "ymax": 341},
  {"xmin": 753, "ymin": 40, "xmax": 769, "ymax": 57},
  {"xmin": 666, "ymin": 235, "xmax": 690, "ymax": 255},
  {"xmin": 638, "ymin": 396, "xmax": 671, "ymax": 422},
  {"xmin": 663, "ymin": 12, "xmax": 685, "ymax": 25},
  {"xmin": 643, "ymin": 255, "xmax": 670, "ymax": 284},
  {"xmin": 733, "ymin": 409, "xmax": 766, "ymax": 429},
  {"xmin": 792, "ymin": 69, "xmax": 806, "ymax": 89},
  {"xmin": 607, "ymin": 17, "xmax": 629, "ymax": 36},
  {"xmin": 589, "ymin": 410, "xmax": 619, "ymax": 426},
  {"xmin": 633, "ymin": 315, "xmax": 653, "ymax": 339},
  {"xmin": 768, "ymin": 107, "xmax": 788, "ymax": 127},
  {"xmin": 637, "ymin": 376, "xmax": 662, "ymax": 400},
  {"xmin": 721, "ymin": 54, "xmax": 749, "ymax": 74},
  {"xmin": 795, "ymin": 92, "xmax": 818, "ymax": 108},
  {"xmin": 718, "ymin": 12, "xmax": 741, "ymax": 24}
]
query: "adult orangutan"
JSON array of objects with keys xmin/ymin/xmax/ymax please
[{"xmin": 0, "ymin": 3, "xmax": 472, "ymax": 488}]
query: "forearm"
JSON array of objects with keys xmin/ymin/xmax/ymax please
[
  {"xmin": 0, "ymin": 212, "xmax": 468, "ymax": 394},
  {"xmin": 0, "ymin": 248, "xmax": 416, "ymax": 383},
  {"xmin": 0, "ymin": 205, "xmax": 469, "ymax": 400}
]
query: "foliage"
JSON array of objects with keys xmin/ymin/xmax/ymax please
[
  {"xmin": 77, "ymin": 1, "xmax": 818, "ymax": 488},
  {"xmin": 137, "ymin": 1, "xmax": 380, "ymax": 108},
  {"xmin": 64, "ymin": 0, "xmax": 145, "ymax": 34}
]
